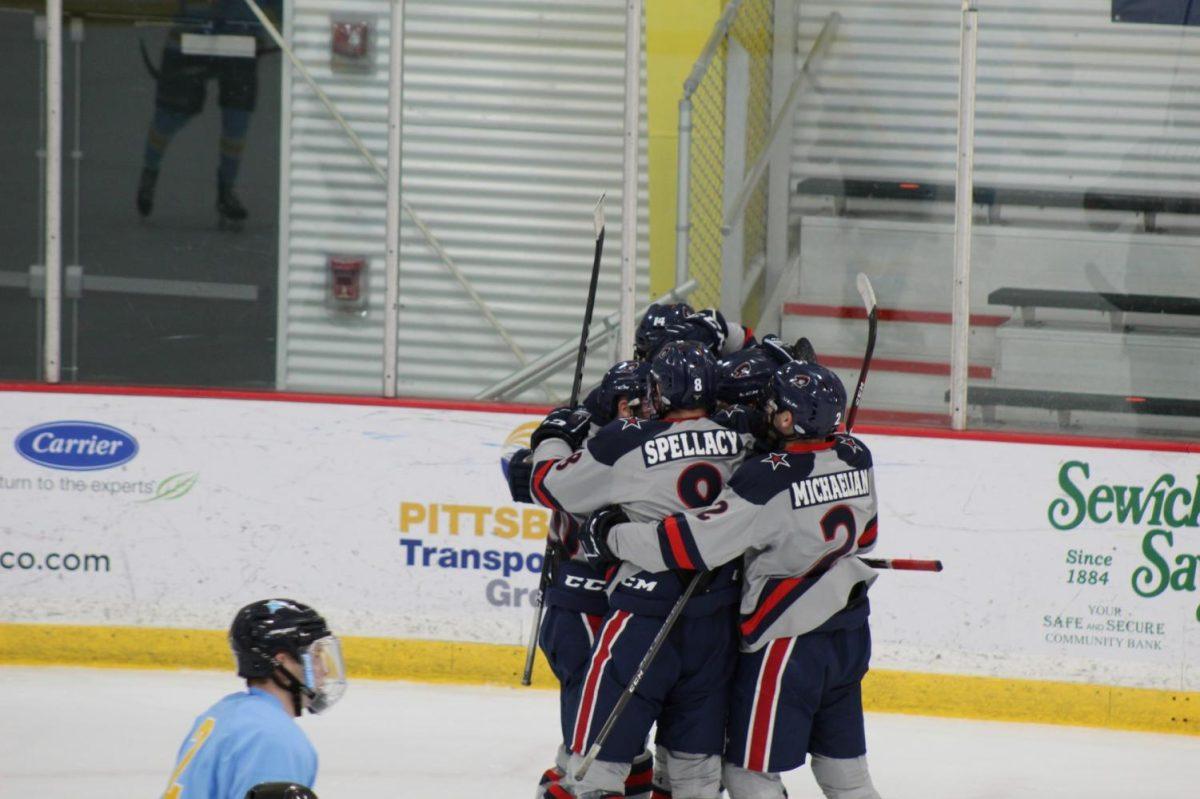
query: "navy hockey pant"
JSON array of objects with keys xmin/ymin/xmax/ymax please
[
  {"xmin": 540, "ymin": 604, "xmax": 605, "ymax": 748},
  {"xmin": 726, "ymin": 621, "xmax": 871, "ymax": 773},
  {"xmin": 568, "ymin": 605, "xmax": 737, "ymax": 762}
]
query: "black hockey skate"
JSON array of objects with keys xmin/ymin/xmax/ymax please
[
  {"xmin": 217, "ymin": 180, "xmax": 248, "ymax": 231},
  {"xmin": 136, "ymin": 168, "xmax": 158, "ymax": 218}
]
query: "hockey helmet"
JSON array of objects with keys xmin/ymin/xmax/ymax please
[
  {"xmin": 765, "ymin": 361, "xmax": 846, "ymax": 438},
  {"xmin": 634, "ymin": 303, "xmax": 694, "ymax": 361},
  {"xmin": 230, "ymin": 599, "xmax": 347, "ymax": 714},
  {"xmin": 585, "ymin": 360, "xmax": 652, "ymax": 425},
  {"xmin": 715, "ymin": 346, "xmax": 778, "ymax": 407},
  {"xmin": 649, "ymin": 341, "xmax": 717, "ymax": 414},
  {"xmin": 245, "ymin": 784, "xmax": 318, "ymax": 799}
]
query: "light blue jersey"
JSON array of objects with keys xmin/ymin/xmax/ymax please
[{"xmin": 163, "ymin": 687, "xmax": 317, "ymax": 799}]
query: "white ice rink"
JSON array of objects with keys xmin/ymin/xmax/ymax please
[{"xmin": 5, "ymin": 666, "xmax": 1200, "ymax": 798}]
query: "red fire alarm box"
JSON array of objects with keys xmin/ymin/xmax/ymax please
[
  {"xmin": 326, "ymin": 255, "xmax": 368, "ymax": 316},
  {"xmin": 331, "ymin": 16, "xmax": 375, "ymax": 73}
]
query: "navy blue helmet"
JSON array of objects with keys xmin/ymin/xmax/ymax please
[
  {"xmin": 635, "ymin": 303, "xmax": 694, "ymax": 361},
  {"xmin": 715, "ymin": 347, "xmax": 776, "ymax": 406},
  {"xmin": 585, "ymin": 360, "xmax": 652, "ymax": 425},
  {"xmin": 766, "ymin": 361, "xmax": 846, "ymax": 438},
  {"xmin": 649, "ymin": 340, "xmax": 717, "ymax": 414}
]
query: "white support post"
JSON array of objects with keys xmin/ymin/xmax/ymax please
[
  {"xmin": 383, "ymin": 0, "xmax": 405, "ymax": 397},
  {"xmin": 618, "ymin": 0, "xmax": 641, "ymax": 360},
  {"xmin": 720, "ymin": 37, "xmax": 750, "ymax": 319},
  {"xmin": 762, "ymin": 0, "xmax": 796, "ymax": 334},
  {"xmin": 273, "ymin": 0, "xmax": 294, "ymax": 390},
  {"xmin": 950, "ymin": 4, "xmax": 978, "ymax": 430},
  {"xmin": 674, "ymin": 97, "xmax": 692, "ymax": 291},
  {"xmin": 44, "ymin": 0, "xmax": 62, "ymax": 383}
]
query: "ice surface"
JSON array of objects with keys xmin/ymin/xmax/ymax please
[{"xmin": 4, "ymin": 665, "xmax": 1199, "ymax": 798}]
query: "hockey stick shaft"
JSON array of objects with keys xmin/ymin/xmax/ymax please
[
  {"xmin": 844, "ymin": 273, "xmax": 878, "ymax": 433},
  {"xmin": 861, "ymin": 557, "xmax": 943, "ymax": 572},
  {"xmin": 575, "ymin": 570, "xmax": 706, "ymax": 780},
  {"xmin": 521, "ymin": 196, "xmax": 607, "ymax": 687}
]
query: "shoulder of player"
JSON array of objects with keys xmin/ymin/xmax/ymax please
[
  {"xmin": 831, "ymin": 434, "xmax": 873, "ymax": 469},
  {"xmin": 727, "ymin": 451, "xmax": 811, "ymax": 505},
  {"xmin": 584, "ymin": 418, "xmax": 672, "ymax": 465}
]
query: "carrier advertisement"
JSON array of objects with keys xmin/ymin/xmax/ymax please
[{"xmin": 0, "ymin": 389, "xmax": 1197, "ymax": 692}]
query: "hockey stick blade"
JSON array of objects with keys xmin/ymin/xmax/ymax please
[
  {"xmin": 593, "ymin": 192, "xmax": 606, "ymax": 239},
  {"xmin": 861, "ymin": 557, "xmax": 943, "ymax": 572},
  {"xmin": 856, "ymin": 272, "xmax": 877, "ymax": 313}
]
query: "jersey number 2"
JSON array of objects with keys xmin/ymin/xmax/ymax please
[{"xmin": 163, "ymin": 716, "xmax": 216, "ymax": 799}]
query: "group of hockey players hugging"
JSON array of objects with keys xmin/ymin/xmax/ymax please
[{"xmin": 505, "ymin": 304, "xmax": 884, "ymax": 799}]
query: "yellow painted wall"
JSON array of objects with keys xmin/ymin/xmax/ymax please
[
  {"xmin": 645, "ymin": 0, "xmax": 724, "ymax": 298},
  {"xmin": 4, "ymin": 623, "xmax": 1198, "ymax": 737}
]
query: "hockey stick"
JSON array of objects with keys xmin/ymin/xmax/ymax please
[
  {"xmin": 521, "ymin": 195, "xmax": 607, "ymax": 687},
  {"xmin": 861, "ymin": 557, "xmax": 943, "ymax": 572},
  {"xmin": 575, "ymin": 570, "xmax": 709, "ymax": 780},
  {"xmin": 844, "ymin": 273, "xmax": 878, "ymax": 433}
]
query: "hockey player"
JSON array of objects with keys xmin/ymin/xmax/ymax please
[
  {"xmin": 512, "ymin": 360, "xmax": 658, "ymax": 798},
  {"xmin": 529, "ymin": 341, "xmax": 751, "ymax": 799},
  {"xmin": 634, "ymin": 303, "xmax": 695, "ymax": 361},
  {"xmin": 713, "ymin": 334, "xmax": 816, "ymax": 442},
  {"xmin": 161, "ymin": 599, "xmax": 347, "ymax": 799},
  {"xmin": 136, "ymin": 0, "xmax": 283, "ymax": 228},
  {"xmin": 583, "ymin": 361, "xmax": 883, "ymax": 799}
]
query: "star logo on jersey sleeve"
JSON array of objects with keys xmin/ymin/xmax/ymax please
[
  {"xmin": 762, "ymin": 452, "xmax": 790, "ymax": 471},
  {"xmin": 836, "ymin": 435, "xmax": 863, "ymax": 454},
  {"xmin": 620, "ymin": 417, "xmax": 645, "ymax": 431}
]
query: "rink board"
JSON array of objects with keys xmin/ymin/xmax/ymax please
[{"xmin": 1, "ymin": 386, "xmax": 1199, "ymax": 734}]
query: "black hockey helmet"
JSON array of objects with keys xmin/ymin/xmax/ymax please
[
  {"xmin": 585, "ymin": 359, "xmax": 653, "ymax": 425},
  {"xmin": 716, "ymin": 347, "xmax": 778, "ymax": 406},
  {"xmin": 649, "ymin": 340, "xmax": 717, "ymax": 414},
  {"xmin": 245, "ymin": 784, "xmax": 318, "ymax": 799},
  {"xmin": 230, "ymin": 599, "xmax": 333, "ymax": 679},
  {"xmin": 634, "ymin": 302, "xmax": 694, "ymax": 361},
  {"xmin": 765, "ymin": 361, "xmax": 846, "ymax": 439}
]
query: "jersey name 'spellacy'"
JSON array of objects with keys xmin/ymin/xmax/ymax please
[{"xmin": 640, "ymin": 428, "xmax": 743, "ymax": 466}]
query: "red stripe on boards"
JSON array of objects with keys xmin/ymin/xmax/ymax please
[
  {"xmin": 783, "ymin": 303, "xmax": 1008, "ymax": 328},
  {"xmin": 747, "ymin": 638, "xmax": 792, "ymax": 772},
  {"xmin": 820, "ymin": 354, "xmax": 993, "ymax": 380}
]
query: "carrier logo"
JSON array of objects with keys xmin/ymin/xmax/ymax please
[
  {"xmin": 790, "ymin": 468, "xmax": 870, "ymax": 508},
  {"xmin": 15, "ymin": 421, "xmax": 139, "ymax": 471}
]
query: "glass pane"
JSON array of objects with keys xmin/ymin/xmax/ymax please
[
  {"xmin": 70, "ymin": 3, "xmax": 281, "ymax": 386},
  {"xmin": 0, "ymin": 8, "xmax": 43, "ymax": 381},
  {"xmin": 968, "ymin": 3, "xmax": 1200, "ymax": 441},
  {"xmin": 787, "ymin": 3, "xmax": 963, "ymax": 429}
]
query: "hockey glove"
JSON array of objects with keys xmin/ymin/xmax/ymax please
[
  {"xmin": 579, "ymin": 505, "xmax": 627, "ymax": 570},
  {"xmin": 761, "ymin": 334, "xmax": 795, "ymax": 366},
  {"xmin": 530, "ymin": 406, "xmax": 592, "ymax": 451},
  {"xmin": 504, "ymin": 447, "xmax": 533, "ymax": 504},
  {"xmin": 683, "ymin": 309, "xmax": 728, "ymax": 354}
]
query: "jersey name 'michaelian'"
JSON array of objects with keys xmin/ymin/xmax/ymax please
[
  {"xmin": 642, "ymin": 429, "xmax": 743, "ymax": 467},
  {"xmin": 790, "ymin": 469, "xmax": 871, "ymax": 509}
]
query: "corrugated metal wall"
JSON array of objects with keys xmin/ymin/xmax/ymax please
[
  {"xmin": 279, "ymin": 0, "xmax": 649, "ymax": 400},
  {"xmin": 792, "ymin": 0, "xmax": 1200, "ymax": 193}
]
